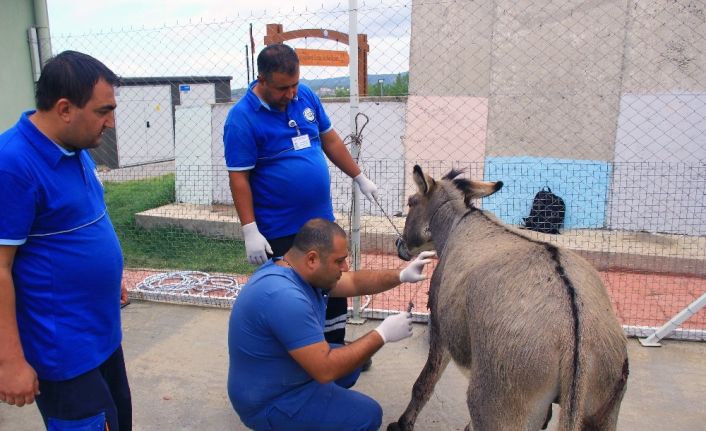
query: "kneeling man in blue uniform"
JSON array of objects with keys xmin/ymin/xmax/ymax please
[{"xmin": 228, "ymin": 218, "xmax": 435, "ymax": 431}]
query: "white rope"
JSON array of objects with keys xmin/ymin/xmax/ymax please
[
  {"xmin": 135, "ymin": 271, "xmax": 242, "ymax": 299},
  {"xmin": 360, "ymin": 294, "xmax": 372, "ymax": 310},
  {"xmin": 134, "ymin": 271, "xmax": 377, "ymax": 313}
]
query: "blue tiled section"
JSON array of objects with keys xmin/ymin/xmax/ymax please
[{"xmin": 482, "ymin": 157, "xmax": 611, "ymax": 229}]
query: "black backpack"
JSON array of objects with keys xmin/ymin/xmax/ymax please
[{"xmin": 522, "ymin": 187, "xmax": 565, "ymax": 234}]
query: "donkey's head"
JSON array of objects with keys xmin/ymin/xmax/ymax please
[{"xmin": 396, "ymin": 165, "xmax": 503, "ymax": 260}]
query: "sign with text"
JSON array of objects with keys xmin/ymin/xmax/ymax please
[{"xmin": 295, "ymin": 48, "xmax": 349, "ymax": 67}]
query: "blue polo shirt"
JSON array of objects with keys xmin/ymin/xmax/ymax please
[
  {"xmin": 228, "ymin": 260, "xmax": 328, "ymax": 429},
  {"xmin": 223, "ymin": 82, "xmax": 335, "ymax": 239},
  {"xmin": 0, "ymin": 111, "xmax": 123, "ymax": 381}
]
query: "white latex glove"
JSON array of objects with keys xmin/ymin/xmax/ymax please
[
  {"xmin": 374, "ymin": 311, "xmax": 413, "ymax": 343},
  {"xmin": 399, "ymin": 251, "xmax": 436, "ymax": 283},
  {"xmin": 353, "ymin": 173, "xmax": 379, "ymax": 203},
  {"xmin": 241, "ymin": 222, "xmax": 272, "ymax": 265}
]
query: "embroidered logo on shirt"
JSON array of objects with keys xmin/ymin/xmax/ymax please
[
  {"xmin": 94, "ymin": 168, "xmax": 104, "ymax": 188},
  {"xmin": 303, "ymin": 107, "xmax": 316, "ymax": 122}
]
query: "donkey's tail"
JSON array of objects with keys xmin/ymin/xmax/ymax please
[{"xmin": 546, "ymin": 244, "xmax": 583, "ymax": 430}]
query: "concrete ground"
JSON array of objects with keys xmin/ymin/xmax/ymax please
[{"xmin": 2, "ymin": 301, "xmax": 705, "ymax": 430}]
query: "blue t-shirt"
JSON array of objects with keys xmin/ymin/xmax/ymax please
[
  {"xmin": 228, "ymin": 260, "xmax": 328, "ymax": 427},
  {"xmin": 0, "ymin": 111, "xmax": 123, "ymax": 381},
  {"xmin": 223, "ymin": 82, "xmax": 335, "ymax": 239}
]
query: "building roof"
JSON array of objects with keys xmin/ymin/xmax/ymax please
[{"xmin": 119, "ymin": 76, "xmax": 232, "ymax": 86}]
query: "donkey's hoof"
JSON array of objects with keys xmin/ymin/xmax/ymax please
[{"xmin": 387, "ymin": 422, "xmax": 408, "ymax": 431}]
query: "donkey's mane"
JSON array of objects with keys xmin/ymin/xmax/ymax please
[{"xmin": 442, "ymin": 169, "xmax": 473, "ymax": 207}]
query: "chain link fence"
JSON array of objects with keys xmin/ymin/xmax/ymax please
[{"xmin": 50, "ymin": 0, "xmax": 705, "ymax": 340}]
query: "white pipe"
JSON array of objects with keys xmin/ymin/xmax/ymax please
[
  {"xmin": 27, "ymin": 27, "xmax": 42, "ymax": 82},
  {"xmin": 348, "ymin": 0, "xmax": 364, "ymax": 323},
  {"xmin": 640, "ymin": 292, "xmax": 706, "ymax": 347},
  {"xmin": 33, "ymin": 0, "xmax": 52, "ymax": 65}
]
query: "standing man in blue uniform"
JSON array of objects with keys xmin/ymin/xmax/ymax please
[
  {"xmin": 224, "ymin": 44, "xmax": 379, "ymax": 348},
  {"xmin": 228, "ymin": 218, "xmax": 435, "ymax": 431},
  {"xmin": 0, "ymin": 51, "xmax": 131, "ymax": 430}
]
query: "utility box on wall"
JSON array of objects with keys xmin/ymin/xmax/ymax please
[
  {"xmin": 113, "ymin": 85, "xmax": 174, "ymax": 167},
  {"xmin": 92, "ymin": 76, "xmax": 232, "ymax": 168}
]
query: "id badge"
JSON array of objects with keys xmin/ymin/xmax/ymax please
[{"xmin": 292, "ymin": 134, "xmax": 311, "ymax": 150}]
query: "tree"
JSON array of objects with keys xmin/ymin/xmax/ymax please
[
  {"xmin": 387, "ymin": 73, "xmax": 409, "ymax": 96},
  {"xmin": 334, "ymin": 87, "xmax": 350, "ymax": 97},
  {"xmin": 366, "ymin": 73, "xmax": 409, "ymax": 97}
]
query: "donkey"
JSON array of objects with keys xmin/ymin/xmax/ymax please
[{"xmin": 389, "ymin": 165, "xmax": 629, "ymax": 431}]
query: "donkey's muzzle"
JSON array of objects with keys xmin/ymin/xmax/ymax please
[{"xmin": 396, "ymin": 237, "xmax": 412, "ymax": 261}]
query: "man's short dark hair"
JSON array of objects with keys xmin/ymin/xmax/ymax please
[
  {"xmin": 35, "ymin": 50, "xmax": 119, "ymax": 111},
  {"xmin": 292, "ymin": 219, "xmax": 347, "ymax": 256},
  {"xmin": 257, "ymin": 44, "xmax": 299, "ymax": 82}
]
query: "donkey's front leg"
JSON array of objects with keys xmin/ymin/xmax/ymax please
[{"xmin": 387, "ymin": 336, "xmax": 451, "ymax": 431}]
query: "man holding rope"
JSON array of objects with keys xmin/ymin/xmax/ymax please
[{"xmin": 223, "ymin": 44, "xmax": 379, "ymax": 352}]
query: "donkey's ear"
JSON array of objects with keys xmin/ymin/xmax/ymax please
[
  {"xmin": 413, "ymin": 165, "xmax": 435, "ymax": 195},
  {"xmin": 466, "ymin": 180, "xmax": 503, "ymax": 199}
]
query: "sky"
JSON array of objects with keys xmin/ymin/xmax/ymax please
[
  {"xmin": 46, "ymin": 0, "xmax": 412, "ymax": 83},
  {"xmin": 47, "ymin": 0, "xmax": 352, "ymax": 35}
]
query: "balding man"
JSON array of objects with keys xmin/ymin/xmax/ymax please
[{"xmin": 228, "ymin": 218, "xmax": 435, "ymax": 431}]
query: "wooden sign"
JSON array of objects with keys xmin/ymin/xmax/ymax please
[{"xmin": 295, "ymin": 48, "xmax": 349, "ymax": 67}]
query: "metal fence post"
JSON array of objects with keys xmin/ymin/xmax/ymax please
[
  {"xmin": 640, "ymin": 293, "xmax": 706, "ymax": 347},
  {"xmin": 348, "ymin": 0, "xmax": 365, "ymax": 324}
]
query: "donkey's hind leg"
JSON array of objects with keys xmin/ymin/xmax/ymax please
[
  {"xmin": 466, "ymin": 370, "xmax": 555, "ymax": 431},
  {"xmin": 387, "ymin": 339, "xmax": 451, "ymax": 431}
]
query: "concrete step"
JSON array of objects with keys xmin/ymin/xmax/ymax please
[{"xmin": 135, "ymin": 203, "xmax": 706, "ymax": 276}]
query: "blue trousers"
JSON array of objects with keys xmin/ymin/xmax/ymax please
[
  {"xmin": 35, "ymin": 346, "xmax": 132, "ymax": 431},
  {"xmin": 241, "ymin": 346, "xmax": 377, "ymax": 431},
  {"xmin": 261, "ymin": 381, "xmax": 382, "ymax": 431}
]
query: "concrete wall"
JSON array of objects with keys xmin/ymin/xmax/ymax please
[
  {"xmin": 406, "ymin": 0, "xmax": 705, "ymax": 235},
  {"xmin": 487, "ymin": 0, "xmax": 625, "ymax": 161},
  {"xmin": 408, "ymin": 0, "xmax": 493, "ymax": 97},
  {"xmin": 622, "ymin": 1, "xmax": 706, "ymax": 92},
  {"xmin": 0, "ymin": 1, "xmax": 39, "ymax": 130},
  {"xmin": 483, "ymin": 157, "xmax": 612, "ymax": 229},
  {"xmin": 404, "ymin": 0, "xmax": 492, "ymax": 198},
  {"xmin": 609, "ymin": 1, "xmax": 706, "ymax": 235},
  {"xmin": 609, "ymin": 93, "xmax": 706, "ymax": 234}
]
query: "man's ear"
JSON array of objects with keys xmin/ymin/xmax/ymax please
[
  {"xmin": 55, "ymin": 98, "xmax": 72, "ymax": 123},
  {"xmin": 305, "ymin": 250, "xmax": 320, "ymax": 269}
]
